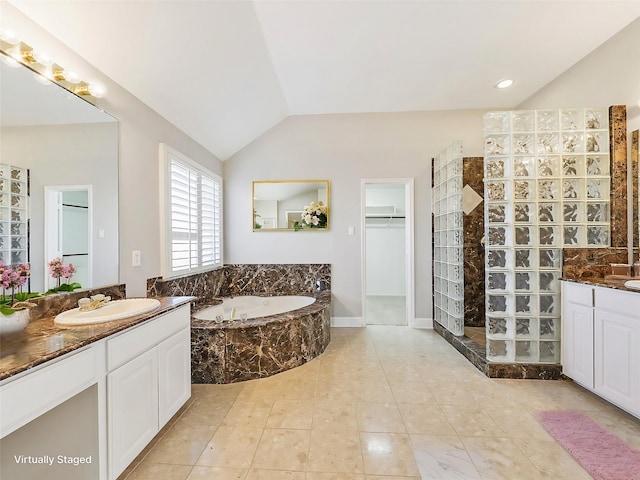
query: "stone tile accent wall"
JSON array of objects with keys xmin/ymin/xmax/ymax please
[
  {"xmin": 563, "ymin": 247, "xmax": 638, "ymax": 280},
  {"xmin": 609, "ymin": 105, "xmax": 628, "ymax": 247},
  {"xmin": 462, "ymin": 157, "xmax": 485, "ymax": 327},
  {"xmin": 223, "ymin": 264, "xmax": 331, "ymax": 296},
  {"xmin": 147, "ymin": 269, "xmax": 227, "ymax": 310},
  {"xmin": 633, "ymin": 130, "xmax": 639, "ymax": 249},
  {"xmin": 28, "ymin": 284, "xmax": 126, "ymax": 321},
  {"xmin": 147, "ymin": 264, "xmax": 331, "ymax": 309}
]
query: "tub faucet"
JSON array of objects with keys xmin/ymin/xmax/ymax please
[{"xmin": 316, "ymin": 279, "xmax": 327, "ymax": 292}]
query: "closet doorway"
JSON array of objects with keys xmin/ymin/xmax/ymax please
[
  {"xmin": 361, "ymin": 179, "xmax": 414, "ymax": 326},
  {"xmin": 44, "ymin": 186, "xmax": 92, "ymax": 290}
]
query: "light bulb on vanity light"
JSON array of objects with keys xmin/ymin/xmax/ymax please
[
  {"xmin": 0, "ymin": 29, "xmax": 19, "ymax": 45},
  {"xmin": 33, "ymin": 71, "xmax": 52, "ymax": 86},
  {"xmin": 88, "ymin": 83, "xmax": 106, "ymax": 98},
  {"xmin": 33, "ymin": 50, "xmax": 53, "ymax": 66},
  {"xmin": 0, "ymin": 52, "xmax": 20, "ymax": 68},
  {"xmin": 52, "ymin": 67, "xmax": 79, "ymax": 83}
]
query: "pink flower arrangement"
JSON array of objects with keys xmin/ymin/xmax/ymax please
[
  {"xmin": 48, "ymin": 257, "xmax": 77, "ymax": 287},
  {"xmin": 0, "ymin": 262, "xmax": 30, "ymax": 292},
  {"xmin": 0, "ymin": 262, "xmax": 33, "ymax": 313}
]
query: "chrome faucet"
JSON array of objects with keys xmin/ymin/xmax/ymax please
[{"xmin": 316, "ymin": 280, "xmax": 328, "ymax": 292}]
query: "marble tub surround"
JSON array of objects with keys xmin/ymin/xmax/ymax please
[
  {"xmin": 0, "ymin": 296, "xmax": 192, "ymax": 381},
  {"xmin": 191, "ymin": 291, "xmax": 331, "ymax": 383},
  {"xmin": 147, "ymin": 264, "xmax": 331, "ymax": 309},
  {"xmin": 609, "ymin": 105, "xmax": 628, "ymax": 247}
]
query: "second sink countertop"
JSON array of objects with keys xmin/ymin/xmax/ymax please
[{"xmin": 561, "ymin": 276, "xmax": 640, "ymax": 294}]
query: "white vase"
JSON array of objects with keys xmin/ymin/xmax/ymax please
[{"xmin": 0, "ymin": 309, "xmax": 30, "ymax": 335}]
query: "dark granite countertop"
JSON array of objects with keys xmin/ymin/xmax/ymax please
[
  {"xmin": 562, "ymin": 277, "xmax": 640, "ymax": 293},
  {"xmin": 0, "ymin": 296, "xmax": 194, "ymax": 382},
  {"xmin": 191, "ymin": 291, "xmax": 332, "ymax": 329}
]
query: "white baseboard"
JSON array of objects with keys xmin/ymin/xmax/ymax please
[
  {"xmin": 331, "ymin": 317, "xmax": 365, "ymax": 327},
  {"xmin": 411, "ymin": 317, "xmax": 433, "ymax": 329}
]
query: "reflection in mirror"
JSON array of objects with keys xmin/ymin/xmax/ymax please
[
  {"xmin": 0, "ymin": 59, "xmax": 119, "ymax": 293},
  {"xmin": 252, "ymin": 180, "xmax": 330, "ymax": 230},
  {"xmin": 634, "ymin": 129, "xmax": 639, "ymax": 253}
]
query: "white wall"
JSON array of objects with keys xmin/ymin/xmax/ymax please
[
  {"xmin": 3, "ymin": 3, "xmax": 223, "ymax": 296},
  {"xmin": 519, "ymin": 17, "xmax": 640, "ymax": 139},
  {"xmin": 224, "ymin": 111, "xmax": 486, "ymax": 318}
]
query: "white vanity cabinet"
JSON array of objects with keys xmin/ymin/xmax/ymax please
[
  {"xmin": 561, "ymin": 281, "xmax": 595, "ymax": 389},
  {"xmin": 594, "ymin": 287, "xmax": 640, "ymax": 417},
  {"xmin": 561, "ymin": 281, "xmax": 640, "ymax": 418},
  {"xmin": 107, "ymin": 305, "xmax": 191, "ymax": 480}
]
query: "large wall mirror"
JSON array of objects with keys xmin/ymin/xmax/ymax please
[
  {"xmin": 252, "ymin": 180, "xmax": 330, "ymax": 230},
  {"xmin": 0, "ymin": 58, "xmax": 119, "ymax": 293}
]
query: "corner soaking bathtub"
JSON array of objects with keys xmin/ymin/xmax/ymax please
[
  {"xmin": 193, "ymin": 295, "xmax": 315, "ymax": 321},
  {"xmin": 190, "ymin": 292, "xmax": 332, "ymax": 384}
]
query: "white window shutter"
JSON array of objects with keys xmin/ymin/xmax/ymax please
[{"xmin": 161, "ymin": 144, "xmax": 222, "ymax": 278}]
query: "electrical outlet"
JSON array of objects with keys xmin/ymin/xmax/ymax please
[{"xmin": 132, "ymin": 250, "xmax": 141, "ymax": 267}]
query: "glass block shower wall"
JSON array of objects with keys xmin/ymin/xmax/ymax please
[
  {"xmin": 0, "ymin": 163, "xmax": 29, "ymax": 265},
  {"xmin": 433, "ymin": 141, "xmax": 464, "ymax": 336},
  {"xmin": 483, "ymin": 109, "xmax": 610, "ymax": 363}
]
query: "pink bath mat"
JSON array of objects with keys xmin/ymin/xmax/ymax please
[{"xmin": 537, "ymin": 410, "xmax": 640, "ymax": 480}]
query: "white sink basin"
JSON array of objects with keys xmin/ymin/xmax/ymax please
[
  {"xmin": 54, "ymin": 298, "xmax": 161, "ymax": 326},
  {"xmin": 624, "ymin": 280, "xmax": 640, "ymax": 290}
]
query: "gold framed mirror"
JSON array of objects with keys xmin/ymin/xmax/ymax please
[{"xmin": 252, "ymin": 180, "xmax": 330, "ymax": 231}]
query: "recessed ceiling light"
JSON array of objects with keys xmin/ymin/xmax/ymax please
[{"xmin": 495, "ymin": 79, "xmax": 515, "ymax": 89}]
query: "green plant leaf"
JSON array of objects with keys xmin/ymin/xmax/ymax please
[
  {"xmin": 44, "ymin": 283, "xmax": 82, "ymax": 295},
  {"xmin": 14, "ymin": 292, "xmax": 41, "ymax": 302}
]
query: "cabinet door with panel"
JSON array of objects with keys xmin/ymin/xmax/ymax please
[
  {"xmin": 158, "ymin": 328, "xmax": 191, "ymax": 426},
  {"xmin": 594, "ymin": 308, "xmax": 640, "ymax": 417},
  {"xmin": 107, "ymin": 348, "xmax": 159, "ymax": 479},
  {"xmin": 562, "ymin": 301, "xmax": 594, "ymax": 389}
]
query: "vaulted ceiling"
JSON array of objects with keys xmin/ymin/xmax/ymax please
[{"xmin": 7, "ymin": 1, "xmax": 640, "ymax": 160}]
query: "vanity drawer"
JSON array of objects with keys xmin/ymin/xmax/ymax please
[
  {"xmin": 0, "ymin": 346, "xmax": 100, "ymax": 438},
  {"xmin": 562, "ymin": 281, "xmax": 594, "ymax": 307},
  {"xmin": 107, "ymin": 306, "xmax": 189, "ymax": 372},
  {"xmin": 595, "ymin": 286, "xmax": 640, "ymax": 318}
]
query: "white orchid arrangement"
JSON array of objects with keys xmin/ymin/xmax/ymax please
[{"xmin": 297, "ymin": 201, "xmax": 328, "ymax": 229}]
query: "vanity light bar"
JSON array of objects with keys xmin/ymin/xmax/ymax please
[{"xmin": 0, "ymin": 36, "xmax": 103, "ymax": 105}]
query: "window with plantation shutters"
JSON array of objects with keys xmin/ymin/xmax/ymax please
[{"xmin": 160, "ymin": 144, "xmax": 222, "ymax": 277}]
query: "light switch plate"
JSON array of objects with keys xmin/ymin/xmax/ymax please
[{"xmin": 132, "ymin": 250, "xmax": 141, "ymax": 267}]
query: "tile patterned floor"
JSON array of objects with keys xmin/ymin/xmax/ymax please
[{"xmin": 119, "ymin": 326, "xmax": 640, "ymax": 480}]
